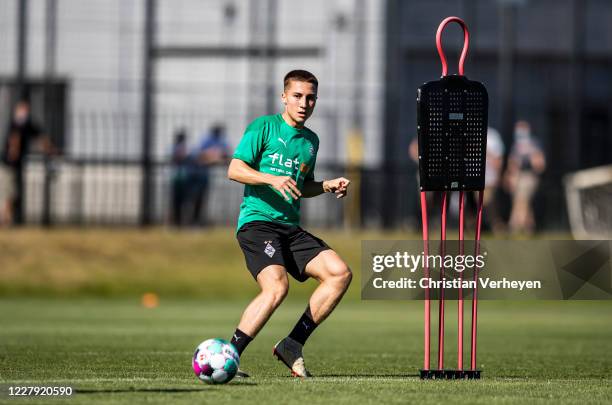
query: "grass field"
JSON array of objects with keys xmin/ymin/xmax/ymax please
[
  {"xmin": 0, "ymin": 228, "xmax": 399, "ymax": 298},
  {"xmin": 0, "ymin": 229, "xmax": 610, "ymax": 404},
  {"xmin": 1, "ymin": 299, "xmax": 611, "ymax": 404}
]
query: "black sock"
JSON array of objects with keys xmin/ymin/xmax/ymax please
[
  {"xmin": 288, "ymin": 307, "xmax": 318, "ymax": 345},
  {"xmin": 230, "ymin": 329, "xmax": 253, "ymax": 356}
]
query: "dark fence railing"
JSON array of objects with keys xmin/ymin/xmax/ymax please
[{"xmin": 20, "ymin": 156, "xmax": 570, "ymax": 232}]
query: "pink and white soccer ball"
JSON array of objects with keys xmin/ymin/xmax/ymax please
[{"xmin": 192, "ymin": 338, "xmax": 240, "ymax": 384}]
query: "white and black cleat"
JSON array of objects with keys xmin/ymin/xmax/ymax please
[
  {"xmin": 272, "ymin": 337, "xmax": 312, "ymax": 378},
  {"xmin": 235, "ymin": 368, "xmax": 250, "ymax": 378}
]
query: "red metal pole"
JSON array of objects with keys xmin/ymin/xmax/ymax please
[
  {"xmin": 438, "ymin": 191, "xmax": 448, "ymax": 370},
  {"xmin": 458, "ymin": 191, "xmax": 465, "ymax": 370},
  {"xmin": 420, "ymin": 191, "xmax": 430, "ymax": 371},
  {"xmin": 471, "ymin": 190, "xmax": 484, "ymax": 370}
]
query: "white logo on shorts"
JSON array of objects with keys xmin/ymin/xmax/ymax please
[{"xmin": 264, "ymin": 242, "xmax": 276, "ymax": 258}]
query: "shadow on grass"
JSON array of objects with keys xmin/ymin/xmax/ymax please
[
  {"xmin": 76, "ymin": 383, "xmax": 257, "ymax": 394},
  {"xmin": 76, "ymin": 388, "xmax": 210, "ymax": 394},
  {"xmin": 307, "ymin": 373, "xmax": 421, "ymax": 378}
]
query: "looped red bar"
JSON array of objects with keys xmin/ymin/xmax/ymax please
[{"xmin": 436, "ymin": 16, "xmax": 470, "ymax": 76}]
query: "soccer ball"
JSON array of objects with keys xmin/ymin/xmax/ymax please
[{"xmin": 192, "ymin": 338, "xmax": 240, "ymax": 384}]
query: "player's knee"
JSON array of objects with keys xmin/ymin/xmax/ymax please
[
  {"xmin": 339, "ymin": 267, "xmax": 353, "ymax": 289},
  {"xmin": 263, "ymin": 281, "xmax": 289, "ymax": 307},
  {"xmin": 328, "ymin": 261, "xmax": 352, "ymax": 289},
  {"xmin": 271, "ymin": 284, "xmax": 289, "ymax": 307}
]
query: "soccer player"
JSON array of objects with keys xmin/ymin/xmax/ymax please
[{"xmin": 227, "ymin": 70, "xmax": 352, "ymax": 377}]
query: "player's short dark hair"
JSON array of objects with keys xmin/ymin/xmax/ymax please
[{"xmin": 283, "ymin": 70, "xmax": 318, "ymax": 90}]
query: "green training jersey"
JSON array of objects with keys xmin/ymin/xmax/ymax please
[{"xmin": 233, "ymin": 114, "xmax": 319, "ymax": 231}]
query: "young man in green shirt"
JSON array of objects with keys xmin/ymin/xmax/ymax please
[{"xmin": 227, "ymin": 70, "xmax": 352, "ymax": 377}]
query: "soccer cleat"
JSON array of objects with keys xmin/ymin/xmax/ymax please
[
  {"xmin": 235, "ymin": 368, "xmax": 250, "ymax": 378},
  {"xmin": 272, "ymin": 337, "xmax": 312, "ymax": 377}
]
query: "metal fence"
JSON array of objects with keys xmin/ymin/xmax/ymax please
[
  {"xmin": 21, "ymin": 154, "xmax": 569, "ymax": 232},
  {"xmin": 22, "ymin": 158, "xmax": 348, "ymax": 228},
  {"xmin": 3, "ymin": 0, "xmax": 603, "ymax": 231}
]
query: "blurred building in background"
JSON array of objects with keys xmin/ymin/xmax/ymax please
[{"xmin": 0, "ymin": 0, "xmax": 610, "ymax": 230}]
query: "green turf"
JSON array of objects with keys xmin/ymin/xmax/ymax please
[
  {"xmin": 1, "ymin": 298, "xmax": 610, "ymax": 404},
  {"xmin": 0, "ymin": 229, "xmax": 604, "ymax": 403},
  {"xmin": 0, "ymin": 228, "xmax": 572, "ymax": 299},
  {"xmin": 0, "ymin": 228, "xmax": 410, "ymax": 299}
]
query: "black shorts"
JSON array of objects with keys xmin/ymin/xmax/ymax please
[{"xmin": 236, "ymin": 221, "xmax": 331, "ymax": 282}]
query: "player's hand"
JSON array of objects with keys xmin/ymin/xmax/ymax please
[
  {"xmin": 324, "ymin": 177, "xmax": 350, "ymax": 199},
  {"xmin": 269, "ymin": 176, "xmax": 302, "ymax": 201}
]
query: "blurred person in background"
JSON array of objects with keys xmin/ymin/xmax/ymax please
[
  {"xmin": 483, "ymin": 127, "xmax": 505, "ymax": 234},
  {"xmin": 0, "ymin": 99, "xmax": 53, "ymax": 226},
  {"xmin": 170, "ymin": 129, "xmax": 190, "ymax": 227},
  {"xmin": 504, "ymin": 120, "xmax": 546, "ymax": 234},
  {"xmin": 189, "ymin": 124, "xmax": 231, "ymax": 226},
  {"xmin": 0, "ymin": 152, "xmax": 15, "ymax": 226}
]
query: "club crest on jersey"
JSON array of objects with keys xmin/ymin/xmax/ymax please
[
  {"xmin": 264, "ymin": 242, "xmax": 276, "ymax": 258},
  {"xmin": 300, "ymin": 163, "xmax": 310, "ymax": 173}
]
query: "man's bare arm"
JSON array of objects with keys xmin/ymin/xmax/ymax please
[
  {"xmin": 302, "ymin": 177, "xmax": 350, "ymax": 199},
  {"xmin": 302, "ymin": 181, "xmax": 326, "ymax": 198},
  {"xmin": 227, "ymin": 158, "xmax": 301, "ymax": 200},
  {"xmin": 7, "ymin": 132, "xmax": 21, "ymax": 163}
]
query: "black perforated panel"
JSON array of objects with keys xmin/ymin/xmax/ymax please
[{"xmin": 417, "ymin": 75, "xmax": 488, "ymax": 191}]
